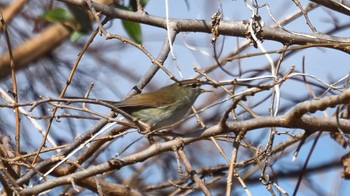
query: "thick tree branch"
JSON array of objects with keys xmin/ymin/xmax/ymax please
[
  {"xmin": 310, "ymin": 0, "xmax": 350, "ymax": 16},
  {"xmin": 0, "ymin": 23, "xmax": 70, "ymax": 79},
  {"xmin": 60, "ymin": 0, "xmax": 350, "ymax": 53}
]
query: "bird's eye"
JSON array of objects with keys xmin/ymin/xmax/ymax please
[{"xmin": 191, "ymin": 83, "xmax": 199, "ymax": 88}]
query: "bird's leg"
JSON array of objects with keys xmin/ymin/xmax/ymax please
[{"xmin": 134, "ymin": 120, "xmax": 152, "ymax": 134}]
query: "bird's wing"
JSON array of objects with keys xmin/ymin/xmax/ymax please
[{"xmin": 113, "ymin": 91, "xmax": 175, "ymax": 108}]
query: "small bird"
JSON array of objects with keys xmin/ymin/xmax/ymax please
[
  {"xmin": 66, "ymin": 79, "xmax": 210, "ymax": 132},
  {"xmin": 110, "ymin": 79, "xmax": 210, "ymax": 131}
]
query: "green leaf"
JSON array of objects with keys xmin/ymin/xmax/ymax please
[
  {"xmin": 42, "ymin": 7, "xmax": 92, "ymax": 42},
  {"xmin": 66, "ymin": 4, "xmax": 92, "ymax": 33},
  {"xmin": 70, "ymin": 30, "xmax": 84, "ymax": 42},
  {"xmin": 42, "ymin": 8, "xmax": 75, "ymax": 23},
  {"xmin": 122, "ymin": 20, "xmax": 142, "ymax": 44},
  {"xmin": 117, "ymin": 4, "xmax": 143, "ymax": 44}
]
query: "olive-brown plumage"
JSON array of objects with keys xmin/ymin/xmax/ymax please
[{"xmin": 112, "ymin": 79, "xmax": 208, "ymax": 130}]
